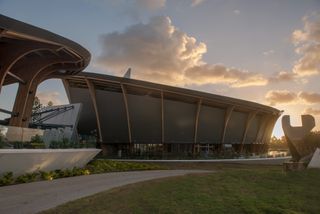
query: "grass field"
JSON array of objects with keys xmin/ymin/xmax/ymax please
[{"xmin": 42, "ymin": 164, "xmax": 320, "ymax": 214}]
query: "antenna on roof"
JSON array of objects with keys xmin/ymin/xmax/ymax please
[{"xmin": 123, "ymin": 68, "xmax": 131, "ymax": 78}]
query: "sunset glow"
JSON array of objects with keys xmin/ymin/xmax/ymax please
[{"xmin": 0, "ymin": 0, "xmax": 319, "ymax": 137}]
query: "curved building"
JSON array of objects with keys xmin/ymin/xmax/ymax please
[
  {"xmin": 63, "ymin": 72, "xmax": 281, "ymax": 156},
  {"xmin": 0, "ymin": 15, "xmax": 281, "ymax": 157},
  {"xmin": 0, "ymin": 15, "xmax": 90, "ymax": 127}
]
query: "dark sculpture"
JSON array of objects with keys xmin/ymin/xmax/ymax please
[{"xmin": 282, "ymin": 115, "xmax": 318, "ymax": 168}]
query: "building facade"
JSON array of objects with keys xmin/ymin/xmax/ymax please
[
  {"xmin": 63, "ymin": 72, "xmax": 281, "ymax": 157},
  {"xmin": 0, "ymin": 15, "xmax": 281, "ymax": 158}
]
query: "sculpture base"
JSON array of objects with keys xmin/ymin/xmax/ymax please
[
  {"xmin": 308, "ymin": 148, "xmax": 320, "ymax": 169},
  {"xmin": 283, "ymin": 161, "xmax": 306, "ymax": 171}
]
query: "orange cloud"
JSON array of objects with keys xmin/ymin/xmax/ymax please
[
  {"xmin": 265, "ymin": 90, "xmax": 320, "ymax": 106},
  {"xmin": 298, "ymin": 91, "xmax": 320, "ymax": 104},
  {"xmin": 268, "ymin": 71, "xmax": 297, "ymax": 83},
  {"xmin": 304, "ymin": 107, "xmax": 320, "ymax": 115},
  {"xmin": 293, "ymin": 14, "xmax": 320, "ymax": 76},
  {"xmin": 184, "ymin": 65, "xmax": 267, "ymax": 87},
  {"xmin": 265, "ymin": 90, "xmax": 298, "ymax": 106}
]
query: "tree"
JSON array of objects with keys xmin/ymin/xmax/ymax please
[
  {"xmin": 32, "ymin": 96, "xmax": 43, "ymax": 123},
  {"xmin": 32, "ymin": 96, "xmax": 42, "ymax": 113},
  {"xmin": 268, "ymin": 136, "xmax": 288, "ymax": 150},
  {"xmin": 31, "ymin": 97, "xmax": 54, "ymax": 122},
  {"xmin": 304, "ymin": 131, "xmax": 320, "ymax": 149},
  {"xmin": 47, "ymin": 101, "xmax": 53, "ymax": 107}
]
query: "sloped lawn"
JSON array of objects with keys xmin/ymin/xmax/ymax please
[{"xmin": 42, "ymin": 166, "xmax": 320, "ymax": 214}]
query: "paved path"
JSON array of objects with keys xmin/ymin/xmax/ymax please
[
  {"xmin": 111, "ymin": 157, "xmax": 290, "ymax": 165},
  {"xmin": 0, "ymin": 170, "xmax": 211, "ymax": 214}
]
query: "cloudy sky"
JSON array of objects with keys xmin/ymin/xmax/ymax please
[{"xmin": 0, "ymin": 0, "xmax": 320, "ymax": 137}]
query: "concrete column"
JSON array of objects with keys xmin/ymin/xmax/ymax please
[
  {"xmin": 221, "ymin": 106, "xmax": 234, "ymax": 144},
  {"xmin": 193, "ymin": 99, "xmax": 202, "ymax": 154},
  {"xmin": 240, "ymin": 111, "xmax": 257, "ymax": 153},
  {"xmin": 121, "ymin": 84, "xmax": 132, "ymax": 144},
  {"xmin": 85, "ymin": 78, "xmax": 103, "ymax": 143},
  {"xmin": 161, "ymin": 90, "xmax": 164, "ymax": 144},
  {"xmin": 9, "ymin": 82, "xmax": 36, "ymax": 127}
]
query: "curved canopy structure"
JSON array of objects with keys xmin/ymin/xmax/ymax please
[
  {"xmin": 63, "ymin": 72, "xmax": 281, "ymax": 155},
  {"xmin": 0, "ymin": 15, "xmax": 90, "ymax": 127}
]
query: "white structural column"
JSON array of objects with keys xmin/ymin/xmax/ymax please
[
  {"xmin": 194, "ymin": 99, "xmax": 202, "ymax": 144},
  {"xmin": 262, "ymin": 115, "xmax": 279, "ymax": 144},
  {"xmin": 221, "ymin": 106, "xmax": 234, "ymax": 144},
  {"xmin": 161, "ymin": 90, "xmax": 164, "ymax": 144},
  {"xmin": 193, "ymin": 99, "xmax": 202, "ymax": 154},
  {"xmin": 62, "ymin": 79, "xmax": 71, "ymax": 103},
  {"xmin": 121, "ymin": 83, "xmax": 132, "ymax": 144},
  {"xmin": 85, "ymin": 78, "xmax": 103, "ymax": 143},
  {"xmin": 255, "ymin": 115, "xmax": 270, "ymax": 143},
  {"xmin": 240, "ymin": 111, "xmax": 257, "ymax": 153}
]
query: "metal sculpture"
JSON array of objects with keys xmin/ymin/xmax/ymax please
[{"xmin": 282, "ymin": 115, "xmax": 318, "ymax": 168}]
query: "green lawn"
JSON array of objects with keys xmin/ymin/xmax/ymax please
[{"xmin": 42, "ymin": 165, "xmax": 320, "ymax": 214}]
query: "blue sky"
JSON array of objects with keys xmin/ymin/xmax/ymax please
[{"xmin": 1, "ymin": 0, "xmax": 320, "ymax": 137}]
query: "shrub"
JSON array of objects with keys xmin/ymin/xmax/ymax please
[
  {"xmin": 49, "ymin": 140, "xmax": 59, "ymax": 149},
  {"xmin": 0, "ymin": 161, "xmax": 163, "ymax": 187},
  {"xmin": 16, "ymin": 172, "xmax": 39, "ymax": 183},
  {"xmin": 87, "ymin": 160, "xmax": 164, "ymax": 174},
  {"xmin": 60, "ymin": 168, "xmax": 75, "ymax": 177},
  {"xmin": 0, "ymin": 172, "xmax": 14, "ymax": 186},
  {"xmin": 30, "ymin": 135, "xmax": 44, "ymax": 144},
  {"xmin": 49, "ymin": 138, "xmax": 77, "ymax": 149},
  {"xmin": 40, "ymin": 171, "xmax": 57, "ymax": 181},
  {"xmin": 13, "ymin": 141, "xmax": 24, "ymax": 149},
  {"xmin": 0, "ymin": 134, "xmax": 4, "ymax": 148},
  {"xmin": 30, "ymin": 135, "xmax": 45, "ymax": 149}
]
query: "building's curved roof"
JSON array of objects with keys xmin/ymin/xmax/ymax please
[
  {"xmin": 66, "ymin": 72, "xmax": 281, "ymax": 115},
  {"xmin": 0, "ymin": 14, "xmax": 91, "ymax": 127},
  {"xmin": 0, "ymin": 14, "xmax": 91, "ymax": 87}
]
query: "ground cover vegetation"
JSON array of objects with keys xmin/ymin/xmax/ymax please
[
  {"xmin": 1, "ymin": 135, "xmax": 95, "ymax": 149},
  {"xmin": 0, "ymin": 160, "xmax": 164, "ymax": 186},
  {"xmin": 42, "ymin": 165, "xmax": 320, "ymax": 214}
]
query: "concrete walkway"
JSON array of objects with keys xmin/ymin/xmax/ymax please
[
  {"xmin": 0, "ymin": 170, "xmax": 211, "ymax": 214},
  {"xmin": 110, "ymin": 157, "xmax": 290, "ymax": 165}
]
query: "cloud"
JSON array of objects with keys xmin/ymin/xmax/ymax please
[
  {"xmin": 184, "ymin": 65, "xmax": 268, "ymax": 87},
  {"xmin": 293, "ymin": 43, "xmax": 320, "ymax": 76},
  {"xmin": 265, "ymin": 15, "xmax": 320, "ymax": 84},
  {"xmin": 265, "ymin": 90, "xmax": 298, "ymax": 106},
  {"xmin": 136, "ymin": 0, "xmax": 166, "ymax": 10},
  {"xmin": 191, "ymin": 0, "xmax": 205, "ymax": 7},
  {"xmin": 265, "ymin": 90, "xmax": 320, "ymax": 106},
  {"xmin": 292, "ymin": 14, "xmax": 320, "ymax": 76},
  {"xmin": 36, "ymin": 91, "xmax": 62, "ymax": 106},
  {"xmin": 293, "ymin": 14, "xmax": 320, "ymax": 44},
  {"xmin": 97, "ymin": 16, "xmax": 268, "ymax": 88},
  {"xmin": 298, "ymin": 91, "xmax": 320, "ymax": 104},
  {"xmin": 263, "ymin": 50, "xmax": 274, "ymax": 56},
  {"xmin": 233, "ymin": 10, "xmax": 240, "ymax": 15},
  {"xmin": 304, "ymin": 107, "xmax": 320, "ymax": 115},
  {"xmin": 268, "ymin": 71, "xmax": 305, "ymax": 84}
]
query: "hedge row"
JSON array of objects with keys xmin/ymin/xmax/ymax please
[{"xmin": 0, "ymin": 160, "xmax": 164, "ymax": 186}]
